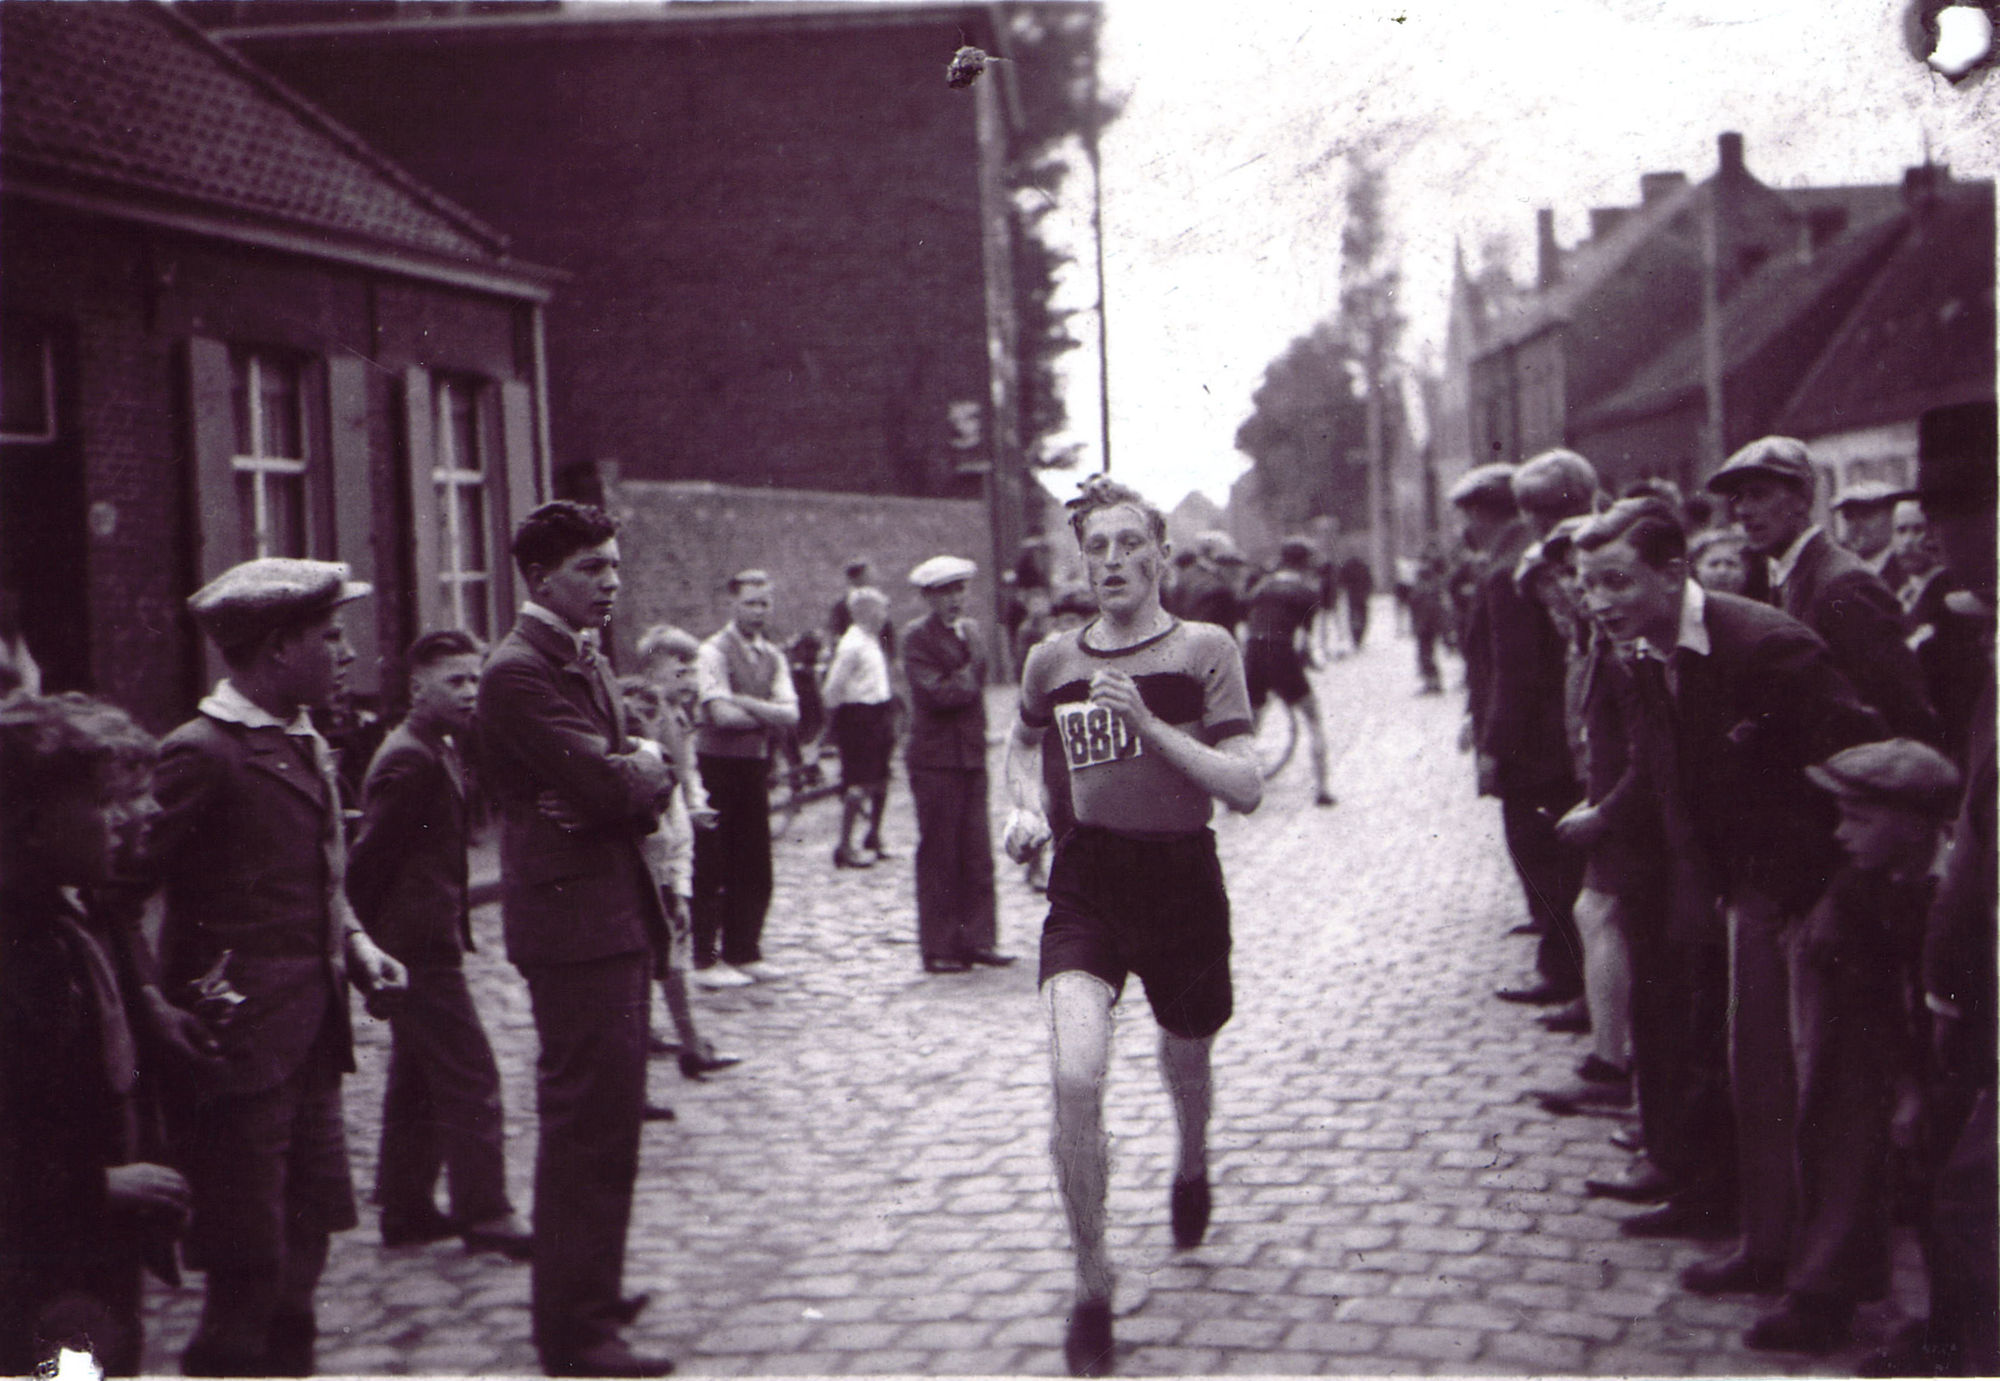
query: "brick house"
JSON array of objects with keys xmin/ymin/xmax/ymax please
[
  {"xmin": 198, "ymin": 2, "xmax": 1055, "ymax": 649},
  {"xmin": 1459, "ymin": 133, "xmax": 1908, "ymax": 494},
  {"xmin": 0, "ymin": 0, "xmax": 557, "ymax": 732}
]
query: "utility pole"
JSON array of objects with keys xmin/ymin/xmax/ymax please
[{"xmin": 1084, "ymin": 13, "xmax": 1111, "ymax": 473}]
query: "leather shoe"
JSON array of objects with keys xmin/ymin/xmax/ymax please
[
  {"xmin": 966, "ymin": 949, "xmax": 1017, "ymax": 967},
  {"xmin": 1584, "ymin": 1161, "xmax": 1676, "ymax": 1204},
  {"xmin": 643, "ymin": 1103, "xmax": 677, "ymax": 1122},
  {"xmin": 1530, "ymin": 1076, "xmax": 1632, "ymax": 1116},
  {"xmin": 1537, "ymin": 999, "xmax": 1591, "ymax": 1033},
  {"xmin": 1744, "ymin": 1295, "xmax": 1851, "ymax": 1352},
  {"xmin": 1617, "ymin": 1196, "xmax": 1734, "ymax": 1239},
  {"xmin": 543, "ymin": 1339, "xmax": 675, "ymax": 1377},
  {"xmin": 923, "ymin": 956, "xmax": 972, "ymax": 973},
  {"xmin": 380, "ymin": 1208, "xmax": 459, "ymax": 1248},
  {"xmin": 1495, "ymin": 980, "xmax": 1582, "ymax": 1006},
  {"xmin": 1064, "ymin": 1298, "xmax": 1114, "ymax": 1378},
  {"xmin": 462, "ymin": 1216, "xmax": 535, "ymax": 1261},
  {"xmin": 646, "ymin": 1032, "xmax": 681, "ymax": 1056},
  {"xmin": 1681, "ymin": 1251, "xmax": 1785, "ymax": 1295},
  {"xmin": 679, "ymin": 1049, "xmax": 743, "ymax": 1081},
  {"xmin": 610, "ymin": 1293, "xmax": 652, "ymax": 1326},
  {"xmin": 1507, "ymin": 921, "xmax": 1543, "ymax": 936}
]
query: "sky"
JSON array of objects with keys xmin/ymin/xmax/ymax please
[{"xmin": 1031, "ymin": 0, "xmax": 2000, "ymax": 509}]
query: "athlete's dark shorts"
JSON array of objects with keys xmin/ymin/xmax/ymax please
[
  {"xmin": 1038, "ymin": 824, "xmax": 1233, "ymax": 1039},
  {"xmin": 1244, "ymin": 638, "xmax": 1311, "ymax": 708}
]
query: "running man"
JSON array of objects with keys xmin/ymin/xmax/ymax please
[
  {"xmin": 1002, "ymin": 475, "xmax": 1262, "ymax": 1377},
  {"xmin": 1242, "ymin": 537, "xmax": 1336, "ymax": 806}
]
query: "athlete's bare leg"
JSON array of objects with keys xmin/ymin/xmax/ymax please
[
  {"xmin": 1046, "ymin": 970, "xmax": 1117, "ymax": 1305},
  {"xmin": 1159, "ymin": 1030, "xmax": 1213, "ymax": 1184},
  {"xmin": 1299, "ymin": 691, "xmax": 1335, "ymax": 807}
]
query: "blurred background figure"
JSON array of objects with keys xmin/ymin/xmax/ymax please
[
  {"xmin": 1687, "ymin": 526, "xmax": 1753, "ymax": 596},
  {"xmin": 821, "ymin": 587, "xmax": 899, "ymax": 870}
]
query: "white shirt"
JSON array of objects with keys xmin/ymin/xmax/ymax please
[
  {"xmin": 520, "ymin": 601, "xmax": 586, "ymax": 656},
  {"xmin": 820, "ymin": 624, "xmax": 894, "ymax": 710},
  {"xmin": 1766, "ymin": 525, "xmax": 1823, "ymax": 595},
  {"xmin": 695, "ymin": 623, "xmax": 798, "ymax": 712}
]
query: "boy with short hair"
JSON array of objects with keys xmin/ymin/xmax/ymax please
[
  {"xmin": 348, "ymin": 630, "xmax": 533, "ymax": 1259},
  {"xmin": 1004, "ymin": 475, "xmax": 1263, "ymax": 1377},
  {"xmin": 0, "ymin": 693, "xmax": 191, "ymax": 1377},
  {"xmin": 618, "ymin": 653, "xmax": 739, "ymax": 1085},
  {"xmin": 1743, "ymin": 738, "xmax": 1961, "ymax": 1354}
]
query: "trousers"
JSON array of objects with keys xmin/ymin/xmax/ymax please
[
  {"xmin": 1629, "ymin": 925, "xmax": 1736, "ymax": 1204},
  {"xmin": 1727, "ymin": 891, "xmax": 1801, "ymax": 1266},
  {"xmin": 375, "ymin": 964, "xmax": 514, "ymax": 1230},
  {"xmin": 691, "ymin": 755, "xmax": 773, "ymax": 968},
  {"xmin": 518, "ymin": 952, "xmax": 649, "ymax": 1363},
  {"xmin": 1500, "ymin": 781, "xmax": 1585, "ymax": 991},
  {"xmin": 908, "ymin": 766, "xmax": 997, "ymax": 961}
]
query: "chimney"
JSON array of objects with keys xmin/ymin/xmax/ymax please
[
  {"xmin": 1537, "ymin": 208, "xmax": 1560, "ymax": 289},
  {"xmin": 1717, "ymin": 131, "xmax": 1745, "ymax": 179},
  {"xmin": 1589, "ymin": 206, "xmax": 1631, "ymax": 239},
  {"xmin": 1639, "ymin": 172, "xmax": 1688, "ymax": 206}
]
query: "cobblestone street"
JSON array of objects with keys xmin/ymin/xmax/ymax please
[{"xmin": 140, "ymin": 610, "xmax": 1916, "ymax": 1376}]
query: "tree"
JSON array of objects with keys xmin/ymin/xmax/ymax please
[
  {"xmin": 1233, "ymin": 320, "xmax": 1371, "ymax": 534},
  {"xmin": 1000, "ymin": 3, "xmax": 1120, "ymax": 472},
  {"xmin": 1337, "ymin": 152, "xmax": 1406, "ymax": 580}
]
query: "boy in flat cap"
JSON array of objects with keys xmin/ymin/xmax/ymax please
[
  {"xmin": 137, "ymin": 557, "xmax": 409, "ymax": 1376},
  {"xmin": 903, "ymin": 555, "xmax": 1011, "ymax": 972},
  {"xmin": 1739, "ymin": 740, "xmax": 1961, "ymax": 1354}
]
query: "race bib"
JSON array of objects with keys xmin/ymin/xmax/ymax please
[{"xmin": 1055, "ymin": 702, "xmax": 1142, "ymax": 770}]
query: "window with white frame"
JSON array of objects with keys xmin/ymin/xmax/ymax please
[
  {"xmin": 433, "ymin": 376, "xmax": 492, "ymax": 638},
  {"xmin": 229, "ymin": 351, "xmax": 311, "ymax": 558}
]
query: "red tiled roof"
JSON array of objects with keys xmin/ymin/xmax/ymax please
[
  {"xmin": 1776, "ymin": 180, "xmax": 1996, "ymax": 438},
  {"xmin": 1, "ymin": 0, "xmax": 509, "ymax": 263}
]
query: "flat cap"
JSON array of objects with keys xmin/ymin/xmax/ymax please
[
  {"xmin": 188, "ymin": 558, "xmax": 371, "ymax": 651},
  {"xmin": 1805, "ymin": 737, "xmax": 1961, "ymax": 816},
  {"xmin": 1512, "ymin": 449, "xmax": 1599, "ymax": 518},
  {"xmin": 1707, "ymin": 436, "xmax": 1814, "ymax": 494},
  {"xmin": 1831, "ymin": 479, "xmax": 1911, "ymax": 511},
  {"xmin": 909, "ymin": 554, "xmax": 977, "ymax": 590},
  {"xmin": 1448, "ymin": 462, "xmax": 1520, "ymax": 511}
]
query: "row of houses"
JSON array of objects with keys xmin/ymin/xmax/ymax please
[
  {"xmin": 1426, "ymin": 131, "xmax": 1994, "ymax": 530},
  {"xmin": 2, "ymin": 0, "xmax": 1076, "ymax": 733}
]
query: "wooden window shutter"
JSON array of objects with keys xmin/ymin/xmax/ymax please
[
  {"xmin": 186, "ymin": 336, "xmax": 243, "ymax": 581},
  {"xmin": 327, "ymin": 355, "xmax": 379, "ymax": 695},
  {"xmin": 498, "ymin": 378, "xmax": 539, "ymax": 615},
  {"xmin": 402, "ymin": 365, "xmax": 442, "ymax": 633}
]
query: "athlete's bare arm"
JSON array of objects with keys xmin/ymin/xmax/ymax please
[{"xmin": 1088, "ymin": 667, "xmax": 1262, "ymax": 815}]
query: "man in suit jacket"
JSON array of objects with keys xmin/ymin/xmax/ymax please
[
  {"xmin": 903, "ymin": 556, "xmax": 1012, "ymax": 973},
  {"xmin": 1708, "ymin": 437, "xmax": 1939, "ymax": 745},
  {"xmin": 1453, "ymin": 458, "xmax": 1586, "ymax": 1008},
  {"xmin": 348, "ymin": 630, "xmax": 531, "ymax": 1259},
  {"xmin": 476, "ymin": 502, "xmax": 675, "ymax": 1379},
  {"xmin": 134, "ymin": 558, "xmax": 408, "ymax": 1377},
  {"xmin": 1574, "ymin": 501, "xmax": 1882, "ymax": 1293}
]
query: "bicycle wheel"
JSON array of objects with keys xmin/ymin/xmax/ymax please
[{"xmin": 1249, "ymin": 699, "xmax": 1297, "ymax": 780}]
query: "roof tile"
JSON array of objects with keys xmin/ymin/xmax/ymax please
[{"xmin": 2, "ymin": 1, "xmax": 504, "ymax": 262}]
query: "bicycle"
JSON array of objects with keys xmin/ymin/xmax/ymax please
[{"xmin": 1248, "ymin": 694, "xmax": 1300, "ymax": 780}]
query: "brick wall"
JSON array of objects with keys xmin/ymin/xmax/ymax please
[
  {"xmin": 233, "ymin": 13, "xmax": 997, "ymax": 501},
  {"xmin": 603, "ymin": 478, "xmax": 991, "ymax": 668}
]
